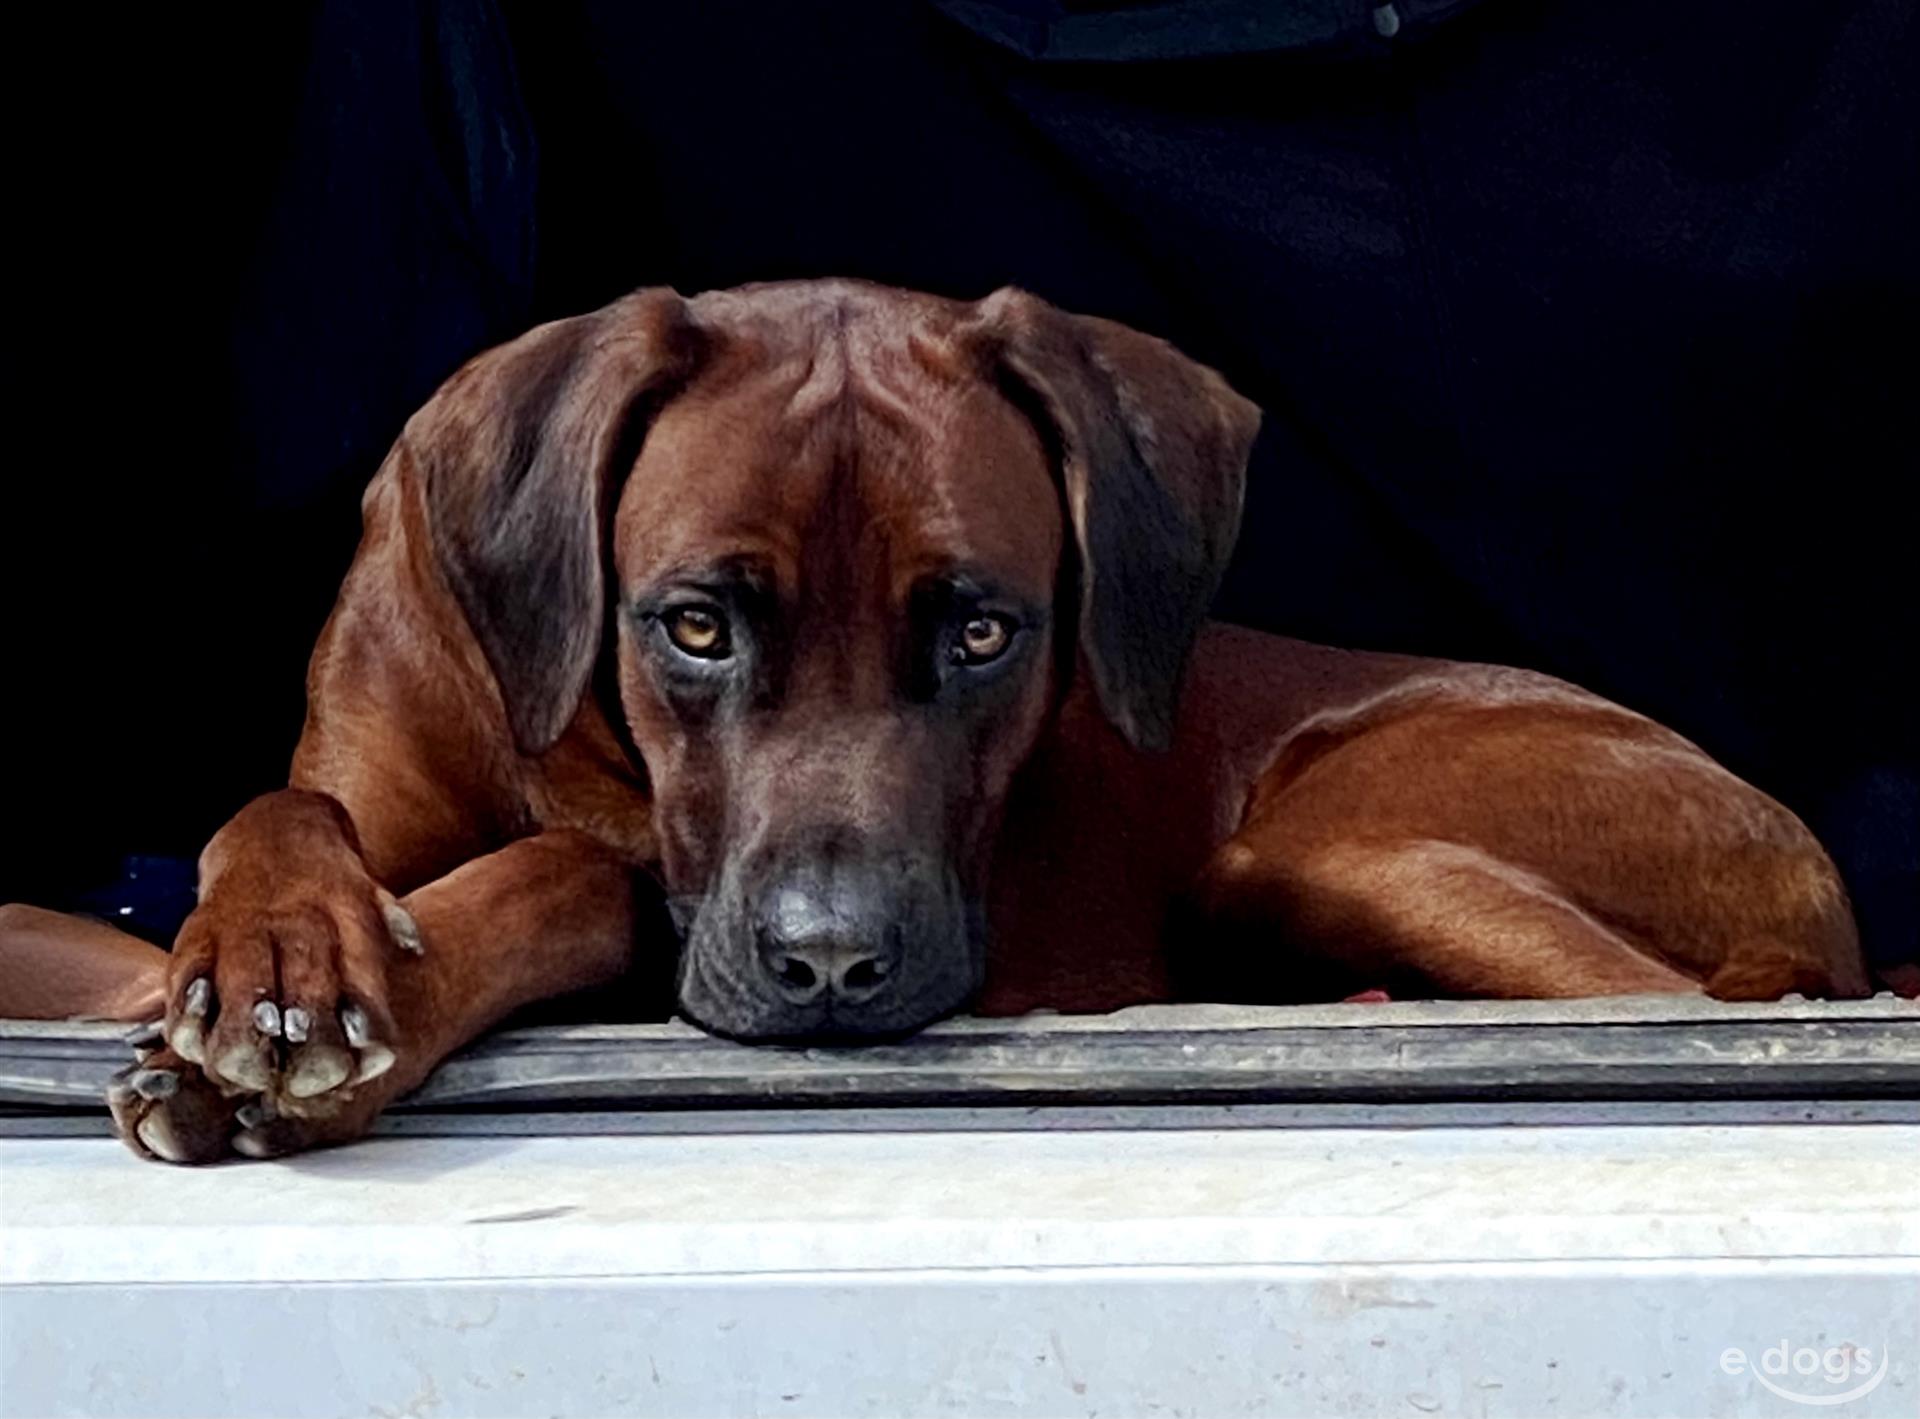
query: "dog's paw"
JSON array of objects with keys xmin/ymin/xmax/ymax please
[
  {"xmin": 160, "ymin": 875, "xmax": 420, "ymax": 1120},
  {"xmin": 107, "ymin": 1037, "xmax": 366, "ymax": 1164},
  {"xmin": 107, "ymin": 1038, "xmax": 245, "ymax": 1163}
]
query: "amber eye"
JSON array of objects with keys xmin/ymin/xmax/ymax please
[
  {"xmin": 952, "ymin": 614, "xmax": 1014, "ymax": 666},
  {"xmin": 663, "ymin": 605, "xmax": 730, "ymax": 659}
]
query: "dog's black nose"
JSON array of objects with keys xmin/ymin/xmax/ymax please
[{"xmin": 756, "ymin": 888, "xmax": 899, "ymax": 1005}]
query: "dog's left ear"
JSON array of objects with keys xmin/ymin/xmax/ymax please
[{"xmin": 972, "ymin": 289, "xmax": 1260, "ymax": 750}]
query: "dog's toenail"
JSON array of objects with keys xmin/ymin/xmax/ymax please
[
  {"xmin": 169, "ymin": 1021, "xmax": 207, "ymax": 1065},
  {"xmin": 131, "ymin": 1068, "xmax": 180, "ymax": 1100},
  {"xmin": 252, "ymin": 1000, "xmax": 283, "ymax": 1036},
  {"xmin": 282, "ymin": 1006, "xmax": 312, "ymax": 1044},
  {"xmin": 382, "ymin": 900, "xmax": 425, "ymax": 956},
  {"xmin": 341, "ymin": 1004, "xmax": 371, "ymax": 1047},
  {"xmin": 184, "ymin": 978, "xmax": 211, "ymax": 1016},
  {"xmin": 234, "ymin": 1102, "xmax": 265, "ymax": 1129}
]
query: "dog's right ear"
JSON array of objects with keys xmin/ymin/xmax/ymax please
[
  {"xmin": 394, "ymin": 290, "xmax": 704, "ymax": 754},
  {"xmin": 968, "ymin": 290, "xmax": 1258, "ymax": 751}
]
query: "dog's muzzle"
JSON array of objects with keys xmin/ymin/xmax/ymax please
[{"xmin": 673, "ymin": 836, "xmax": 981, "ymax": 1040}]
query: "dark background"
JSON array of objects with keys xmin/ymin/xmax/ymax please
[{"xmin": 6, "ymin": 0, "xmax": 1914, "ymax": 973}]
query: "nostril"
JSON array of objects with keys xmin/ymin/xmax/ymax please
[
  {"xmin": 772, "ymin": 955, "xmax": 818, "ymax": 993},
  {"xmin": 840, "ymin": 956, "xmax": 889, "ymax": 994}
]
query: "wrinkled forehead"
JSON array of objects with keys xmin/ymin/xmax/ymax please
[{"xmin": 613, "ymin": 324, "xmax": 1063, "ymax": 604}]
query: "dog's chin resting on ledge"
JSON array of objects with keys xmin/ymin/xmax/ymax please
[{"xmin": 0, "ymin": 279, "xmax": 1874, "ymax": 1163}]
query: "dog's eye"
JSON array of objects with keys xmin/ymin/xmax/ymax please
[
  {"xmin": 951, "ymin": 614, "xmax": 1014, "ymax": 666},
  {"xmin": 664, "ymin": 605, "xmax": 731, "ymax": 659}
]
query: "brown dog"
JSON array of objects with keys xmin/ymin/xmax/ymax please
[{"xmin": 0, "ymin": 280, "xmax": 1866, "ymax": 1162}]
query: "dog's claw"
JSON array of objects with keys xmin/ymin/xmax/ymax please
[
  {"xmin": 129, "ymin": 1067, "xmax": 180, "ymax": 1100},
  {"xmin": 326, "ymin": 1001, "xmax": 395, "ymax": 1084},
  {"xmin": 282, "ymin": 1006, "xmax": 312, "ymax": 1044},
  {"xmin": 230, "ymin": 1093, "xmax": 278, "ymax": 1126},
  {"xmin": 170, "ymin": 977, "xmax": 212, "ymax": 1064},
  {"xmin": 252, "ymin": 1000, "xmax": 283, "ymax": 1037},
  {"xmin": 381, "ymin": 898, "xmax": 425, "ymax": 956}
]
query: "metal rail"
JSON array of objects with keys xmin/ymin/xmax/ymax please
[{"xmin": 5, "ymin": 996, "xmax": 1915, "ymax": 1124}]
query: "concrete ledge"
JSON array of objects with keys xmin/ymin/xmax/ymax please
[{"xmin": 3, "ymin": 1122, "xmax": 1917, "ymax": 1416}]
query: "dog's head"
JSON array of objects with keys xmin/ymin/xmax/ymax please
[{"xmin": 407, "ymin": 281, "xmax": 1258, "ymax": 1038}]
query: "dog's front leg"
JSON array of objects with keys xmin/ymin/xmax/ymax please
[{"xmin": 110, "ymin": 830, "xmax": 647, "ymax": 1163}]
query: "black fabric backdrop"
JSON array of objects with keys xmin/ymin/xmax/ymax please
[{"xmin": 6, "ymin": 0, "xmax": 1914, "ymax": 970}]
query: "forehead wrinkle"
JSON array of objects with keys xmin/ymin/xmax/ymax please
[
  {"xmin": 846, "ymin": 318, "xmax": 972, "ymax": 434},
  {"xmin": 623, "ymin": 308, "xmax": 1059, "ymax": 613},
  {"xmin": 784, "ymin": 340, "xmax": 850, "ymax": 422},
  {"xmin": 777, "ymin": 291, "xmax": 931, "ymax": 430}
]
